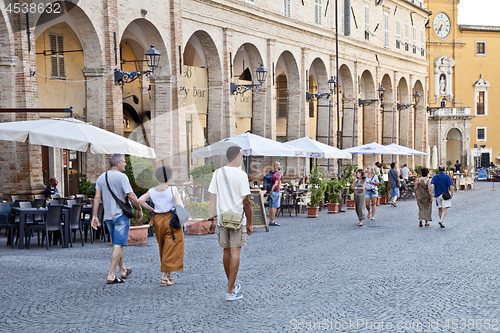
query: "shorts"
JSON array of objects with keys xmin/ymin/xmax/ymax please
[
  {"xmin": 217, "ymin": 226, "xmax": 246, "ymax": 248},
  {"xmin": 390, "ymin": 187, "xmax": 400, "ymax": 198},
  {"xmin": 436, "ymin": 194, "xmax": 452, "ymax": 209},
  {"xmin": 105, "ymin": 214, "xmax": 130, "ymax": 246},
  {"xmin": 365, "ymin": 189, "xmax": 378, "ymax": 198},
  {"xmin": 269, "ymin": 191, "xmax": 281, "ymax": 208}
]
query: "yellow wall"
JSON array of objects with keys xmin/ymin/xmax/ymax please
[{"xmin": 35, "ymin": 23, "xmax": 85, "ymax": 117}]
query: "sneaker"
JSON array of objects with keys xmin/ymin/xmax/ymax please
[
  {"xmin": 391, "ymin": 202, "xmax": 397, "ymax": 207},
  {"xmin": 233, "ymin": 283, "xmax": 241, "ymax": 294},
  {"xmin": 226, "ymin": 292, "xmax": 243, "ymax": 301},
  {"xmin": 439, "ymin": 222, "xmax": 445, "ymax": 228}
]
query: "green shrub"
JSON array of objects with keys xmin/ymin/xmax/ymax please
[
  {"xmin": 124, "ymin": 156, "xmax": 159, "ymax": 196},
  {"xmin": 307, "ymin": 166, "xmax": 327, "ymax": 207},
  {"xmin": 77, "ymin": 172, "xmax": 96, "ymax": 198},
  {"xmin": 186, "ymin": 201, "xmax": 210, "ymax": 219},
  {"xmin": 189, "ymin": 164, "xmax": 215, "ymax": 188},
  {"xmin": 326, "ymin": 178, "xmax": 342, "ymax": 203}
]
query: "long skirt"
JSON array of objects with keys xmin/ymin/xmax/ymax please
[
  {"xmin": 354, "ymin": 191, "xmax": 366, "ymax": 221},
  {"xmin": 153, "ymin": 212, "xmax": 184, "ymax": 272}
]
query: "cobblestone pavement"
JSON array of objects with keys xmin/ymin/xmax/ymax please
[{"xmin": 1, "ymin": 181, "xmax": 500, "ymax": 333}]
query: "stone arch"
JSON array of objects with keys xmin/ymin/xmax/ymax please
[
  {"xmin": 339, "ymin": 64, "xmax": 355, "ymax": 149},
  {"xmin": 275, "ymin": 50, "xmax": 301, "ymax": 141},
  {"xmin": 308, "ymin": 57, "xmax": 329, "ymax": 144},
  {"xmin": 0, "ymin": 8, "xmax": 14, "ymax": 109},
  {"xmin": 446, "ymin": 127, "xmax": 463, "ymax": 168},
  {"xmin": 232, "ymin": 43, "xmax": 265, "ymax": 136},
  {"xmin": 397, "ymin": 76, "xmax": 410, "ymax": 165},
  {"xmin": 413, "ymin": 80, "xmax": 426, "ymax": 166},
  {"xmin": 360, "ymin": 70, "xmax": 376, "ymax": 147}
]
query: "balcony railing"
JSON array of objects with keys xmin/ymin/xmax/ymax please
[{"xmin": 428, "ymin": 107, "xmax": 472, "ymax": 117}]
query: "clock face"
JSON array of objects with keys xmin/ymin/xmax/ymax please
[{"xmin": 433, "ymin": 12, "xmax": 451, "ymax": 39}]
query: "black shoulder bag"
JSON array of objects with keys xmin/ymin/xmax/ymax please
[
  {"xmin": 437, "ymin": 174, "xmax": 451, "ymax": 200},
  {"xmin": 105, "ymin": 172, "xmax": 135, "ymax": 218}
]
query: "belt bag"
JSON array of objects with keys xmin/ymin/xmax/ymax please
[
  {"xmin": 216, "ymin": 167, "xmax": 244, "ymax": 230},
  {"xmin": 220, "ymin": 210, "xmax": 243, "ymax": 230}
]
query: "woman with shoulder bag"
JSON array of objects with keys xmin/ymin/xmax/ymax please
[
  {"xmin": 365, "ymin": 166, "xmax": 380, "ymax": 221},
  {"xmin": 138, "ymin": 166, "xmax": 184, "ymax": 287},
  {"xmin": 414, "ymin": 167, "xmax": 433, "ymax": 227},
  {"xmin": 352, "ymin": 169, "xmax": 367, "ymax": 226}
]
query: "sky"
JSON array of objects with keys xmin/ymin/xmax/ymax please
[{"xmin": 457, "ymin": 0, "xmax": 500, "ymax": 25}]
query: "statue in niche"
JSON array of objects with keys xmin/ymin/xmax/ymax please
[{"xmin": 439, "ymin": 74, "xmax": 446, "ymax": 95}]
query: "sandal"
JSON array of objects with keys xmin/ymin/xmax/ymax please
[
  {"xmin": 167, "ymin": 273, "xmax": 175, "ymax": 284},
  {"xmin": 269, "ymin": 222, "xmax": 280, "ymax": 226},
  {"xmin": 425, "ymin": 222, "xmax": 430, "ymax": 226},
  {"xmin": 121, "ymin": 268, "xmax": 132, "ymax": 279},
  {"xmin": 367, "ymin": 213, "xmax": 371, "ymax": 219},
  {"xmin": 419, "ymin": 221, "xmax": 423, "ymax": 227},
  {"xmin": 358, "ymin": 222, "xmax": 363, "ymax": 226},
  {"xmin": 107, "ymin": 277, "xmax": 125, "ymax": 284},
  {"xmin": 161, "ymin": 279, "xmax": 173, "ymax": 287}
]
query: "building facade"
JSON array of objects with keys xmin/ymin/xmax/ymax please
[{"xmin": 0, "ymin": 0, "xmax": 430, "ymax": 196}]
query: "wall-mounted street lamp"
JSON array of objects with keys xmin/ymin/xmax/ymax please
[
  {"xmin": 359, "ymin": 84, "xmax": 385, "ymax": 106},
  {"xmin": 398, "ymin": 91, "xmax": 421, "ymax": 111},
  {"xmin": 114, "ymin": 45, "xmax": 161, "ymax": 86},
  {"xmin": 230, "ymin": 64, "xmax": 268, "ymax": 95},
  {"xmin": 306, "ymin": 76, "xmax": 337, "ymax": 101}
]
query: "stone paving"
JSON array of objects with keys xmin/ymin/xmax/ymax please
[{"xmin": 1, "ymin": 181, "xmax": 500, "ymax": 333}]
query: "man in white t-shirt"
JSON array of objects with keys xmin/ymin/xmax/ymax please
[
  {"xmin": 208, "ymin": 146, "xmax": 253, "ymax": 301},
  {"xmin": 401, "ymin": 164, "xmax": 410, "ymax": 183},
  {"xmin": 91, "ymin": 154, "xmax": 143, "ymax": 284}
]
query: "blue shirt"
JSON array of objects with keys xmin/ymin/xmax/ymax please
[
  {"xmin": 44, "ymin": 186, "xmax": 59, "ymax": 198},
  {"xmin": 431, "ymin": 173, "xmax": 453, "ymax": 197}
]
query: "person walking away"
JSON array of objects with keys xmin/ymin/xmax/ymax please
[
  {"xmin": 208, "ymin": 146, "xmax": 253, "ymax": 301},
  {"xmin": 414, "ymin": 167, "xmax": 433, "ymax": 227},
  {"xmin": 430, "ymin": 165, "xmax": 454, "ymax": 228},
  {"xmin": 91, "ymin": 154, "xmax": 142, "ymax": 284},
  {"xmin": 44, "ymin": 177, "xmax": 59, "ymax": 198},
  {"xmin": 267, "ymin": 162, "xmax": 281, "ymax": 226},
  {"xmin": 364, "ymin": 166, "xmax": 379, "ymax": 221},
  {"xmin": 454, "ymin": 160, "xmax": 461, "ymax": 173},
  {"xmin": 401, "ymin": 164, "xmax": 410, "ymax": 183},
  {"xmin": 388, "ymin": 163, "xmax": 400, "ymax": 207},
  {"xmin": 351, "ymin": 169, "xmax": 366, "ymax": 226},
  {"xmin": 138, "ymin": 166, "xmax": 184, "ymax": 287}
]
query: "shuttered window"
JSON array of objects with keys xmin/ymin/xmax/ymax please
[
  {"xmin": 283, "ymin": 0, "xmax": 291, "ymax": 18},
  {"xmin": 50, "ymin": 34, "xmax": 65, "ymax": 79},
  {"xmin": 315, "ymin": 0, "xmax": 322, "ymax": 25},
  {"xmin": 404, "ymin": 24, "xmax": 409, "ymax": 52},
  {"xmin": 384, "ymin": 14, "xmax": 389, "ymax": 47},
  {"xmin": 344, "ymin": 0, "xmax": 351, "ymax": 36},
  {"xmin": 396, "ymin": 21, "xmax": 401, "ymax": 49},
  {"xmin": 364, "ymin": 7, "xmax": 370, "ymax": 41},
  {"xmin": 412, "ymin": 27, "xmax": 417, "ymax": 54},
  {"xmin": 420, "ymin": 30, "xmax": 425, "ymax": 56}
]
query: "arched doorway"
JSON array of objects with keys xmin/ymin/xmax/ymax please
[
  {"xmin": 339, "ymin": 64, "xmax": 355, "ymax": 149},
  {"xmin": 413, "ymin": 80, "xmax": 426, "ymax": 166},
  {"xmin": 397, "ymin": 77, "xmax": 410, "ymax": 165},
  {"xmin": 307, "ymin": 58, "xmax": 329, "ymax": 142},
  {"xmin": 446, "ymin": 128, "xmax": 462, "ymax": 168}
]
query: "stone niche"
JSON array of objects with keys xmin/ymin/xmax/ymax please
[{"xmin": 434, "ymin": 56, "xmax": 455, "ymax": 101}]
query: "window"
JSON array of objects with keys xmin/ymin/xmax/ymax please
[
  {"xmin": 474, "ymin": 74, "xmax": 490, "ymax": 115},
  {"xmin": 315, "ymin": 0, "xmax": 322, "ymax": 25},
  {"xmin": 412, "ymin": 27, "xmax": 417, "ymax": 54},
  {"xmin": 476, "ymin": 41, "xmax": 486, "ymax": 56},
  {"xmin": 343, "ymin": 0, "xmax": 351, "ymax": 36},
  {"xmin": 340, "ymin": 0, "xmax": 344, "ymax": 34},
  {"xmin": 405, "ymin": 24, "xmax": 409, "ymax": 52},
  {"xmin": 477, "ymin": 127, "xmax": 486, "ymax": 141},
  {"xmin": 477, "ymin": 91, "xmax": 485, "ymax": 115},
  {"xmin": 283, "ymin": 0, "xmax": 291, "ymax": 18},
  {"xmin": 50, "ymin": 34, "xmax": 65, "ymax": 79},
  {"xmin": 364, "ymin": 7, "xmax": 370, "ymax": 41},
  {"xmin": 396, "ymin": 21, "xmax": 401, "ymax": 49},
  {"xmin": 244, "ymin": 0, "xmax": 255, "ymax": 3},
  {"xmin": 420, "ymin": 31, "xmax": 425, "ymax": 56},
  {"xmin": 384, "ymin": 14, "xmax": 389, "ymax": 47}
]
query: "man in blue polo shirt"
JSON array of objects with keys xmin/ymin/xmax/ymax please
[{"xmin": 430, "ymin": 165, "xmax": 454, "ymax": 228}]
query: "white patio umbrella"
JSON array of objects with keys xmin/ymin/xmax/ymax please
[
  {"xmin": 0, "ymin": 118, "xmax": 156, "ymax": 158},
  {"xmin": 192, "ymin": 132, "xmax": 306, "ymax": 158},
  {"xmin": 425, "ymin": 145, "xmax": 431, "ymax": 167},
  {"xmin": 387, "ymin": 143, "xmax": 428, "ymax": 156},
  {"xmin": 432, "ymin": 145, "xmax": 438, "ymax": 170},
  {"xmin": 344, "ymin": 142, "xmax": 409, "ymax": 165},
  {"xmin": 285, "ymin": 137, "xmax": 352, "ymax": 159}
]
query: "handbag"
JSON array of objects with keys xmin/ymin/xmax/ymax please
[
  {"xmin": 105, "ymin": 172, "xmax": 135, "ymax": 218},
  {"xmin": 169, "ymin": 187, "xmax": 190, "ymax": 241},
  {"xmin": 216, "ymin": 167, "xmax": 243, "ymax": 230},
  {"xmin": 437, "ymin": 174, "xmax": 451, "ymax": 200}
]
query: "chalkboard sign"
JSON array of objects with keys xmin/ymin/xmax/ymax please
[{"xmin": 249, "ymin": 189, "xmax": 269, "ymax": 232}]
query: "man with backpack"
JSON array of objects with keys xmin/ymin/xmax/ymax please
[{"xmin": 265, "ymin": 162, "xmax": 281, "ymax": 226}]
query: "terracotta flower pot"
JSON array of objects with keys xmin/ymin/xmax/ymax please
[
  {"xmin": 127, "ymin": 225, "xmax": 149, "ymax": 245},
  {"xmin": 379, "ymin": 196, "xmax": 388, "ymax": 204},
  {"xmin": 186, "ymin": 218, "xmax": 211, "ymax": 235},
  {"xmin": 307, "ymin": 206, "xmax": 319, "ymax": 218},
  {"xmin": 346, "ymin": 200, "xmax": 355, "ymax": 210},
  {"xmin": 326, "ymin": 202, "xmax": 339, "ymax": 214}
]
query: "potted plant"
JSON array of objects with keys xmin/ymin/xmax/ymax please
[
  {"xmin": 77, "ymin": 172, "xmax": 96, "ymax": 198},
  {"xmin": 127, "ymin": 208, "xmax": 151, "ymax": 246},
  {"xmin": 378, "ymin": 179, "xmax": 388, "ymax": 204},
  {"xmin": 185, "ymin": 201, "xmax": 211, "ymax": 235},
  {"xmin": 306, "ymin": 166, "xmax": 326, "ymax": 218},
  {"xmin": 189, "ymin": 164, "xmax": 215, "ymax": 202},
  {"xmin": 326, "ymin": 179, "xmax": 342, "ymax": 213},
  {"xmin": 341, "ymin": 164, "xmax": 357, "ymax": 210}
]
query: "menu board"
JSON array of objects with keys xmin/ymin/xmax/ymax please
[{"xmin": 249, "ymin": 189, "xmax": 269, "ymax": 232}]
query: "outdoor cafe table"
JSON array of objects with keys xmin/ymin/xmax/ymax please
[{"xmin": 12, "ymin": 206, "xmax": 70, "ymax": 249}]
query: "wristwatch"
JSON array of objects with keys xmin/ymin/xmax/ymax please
[{"xmin": 208, "ymin": 217, "xmax": 215, "ymax": 222}]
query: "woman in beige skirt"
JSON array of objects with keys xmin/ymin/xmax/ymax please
[
  {"xmin": 414, "ymin": 167, "xmax": 433, "ymax": 227},
  {"xmin": 139, "ymin": 166, "xmax": 185, "ymax": 286}
]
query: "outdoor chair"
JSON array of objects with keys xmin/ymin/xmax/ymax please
[
  {"xmin": 296, "ymin": 192, "xmax": 310, "ymax": 214},
  {"xmin": 26, "ymin": 204, "xmax": 64, "ymax": 250},
  {"xmin": 10, "ymin": 195, "xmax": 22, "ymax": 202},
  {"xmin": 34, "ymin": 194, "xmax": 46, "ymax": 200},
  {"xmin": 75, "ymin": 194, "xmax": 85, "ymax": 198},
  {"xmin": 75, "ymin": 197, "xmax": 83, "ymax": 204},
  {"xmin": 0, "ymin": 202, "xmax": 18, "ymax": 248},
  {"xmin": 67, "ymin": 204, "xmax": 84, "ymax": 247},
  {"xmin": 81, "ymin": 203, "xmax": 104, "ymax": 244},
  {"xmin": 279, "ymin": 192, "xmax": 296, "ymax": 217},
  {"xmin": 32, "ymin": 199, "xmax": 46, "ymax": 223},
  {"xmin": 65, "ymin": 199, "xmax": 77, "ymax": 206},
  {"xmin": 458, "ymin": 177, "xmax": 466, "ymax": 191},
  {"xmin": 14, "ymin": 201, "xmax": 34, "ymax": 224},
  {"xmin": 466, "ymin": 177, "xmax": 474, "ymax": 190},
  {"xmin": 55, "ymin": 197, "xmax": 65, "ymax": 204}
]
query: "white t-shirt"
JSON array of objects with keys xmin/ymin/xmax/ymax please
[
  {"xmin": 148, "ymin": 187, "xmax": 178, "ymax": 213},
  {"xmin": 96, "ymin": 170, "xmax": 133, "ymax": 221},
  {"xmin": 208, "ymin": 166, "xmax": 251, "ymax": 226},
  {"xmin": 401, "ymin": 166, "xmax": 410, "ymax": 180}
]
